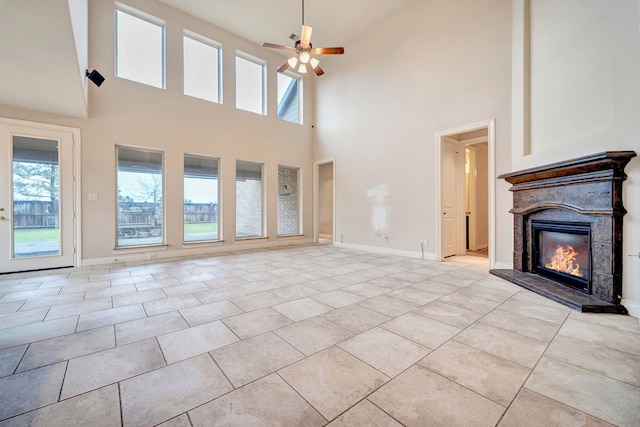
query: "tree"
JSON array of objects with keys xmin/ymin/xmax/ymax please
[
  {"xmin": 13, "ymin": 162, "xmax": 58, "ymax": 201},
  {"xmin": 135, "ymin": 174, "xmax": 162, "ymax": 203}
]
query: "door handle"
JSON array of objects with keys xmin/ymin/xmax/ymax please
[{"xmin": 0, "ymin": 216, "xmax": 6, "ymax": 220}]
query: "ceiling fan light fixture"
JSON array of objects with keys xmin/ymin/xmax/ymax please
[
  {"xmin": 309, "ymin": 57, "xmax": 320, "ymax": 69},
  {"xmin": 288, "ymin": 57, "xmax": 299, "ymax": 68},
  {"xmin": 298, "ymin": 63, "xmax": 308, "ymax": 73},
  {"xmin": 299, "ymin": 52, "xmax": 311, "ymax": 64}
]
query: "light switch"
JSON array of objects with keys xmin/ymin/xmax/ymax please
[{"xmin": 88, "ymin": 193, "xmax": 99, "ymax": 201}]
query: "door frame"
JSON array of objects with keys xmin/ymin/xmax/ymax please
[
  {"xmin": 1, "ymin": 116, "xmax": 82, "ymax": 270},
  {"xmin": 435, "ymin": 119, "xmax": 495, "ymax": 267},
  {"xmin": 313, "ymin": 157, "xmax": 335, "ymax": 243}
]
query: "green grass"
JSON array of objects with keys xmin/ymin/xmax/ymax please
[
  {"xmin": 13, "ymin": 228, "xmax": 60, "ymax": 243},
  {"xmin": 184, "ymin": 222, "xmax": 218, "ymax": 233}
]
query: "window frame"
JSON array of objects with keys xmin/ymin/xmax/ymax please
[
  {"xmin": 182, "ymin": 30, "xmax": 223, "ymax": 104},
  {"xmin": 277, "ymin": 71, "xmax": 303, "ymax": 125},
  {"xmin": 235, "ymin": 51, "xmax": 267, "ymax": 115},
  {"xmin": 115, "ymin": 2, "xmax": 166, "ymax": 89},
  {"xmin": 183, "ymin": 153, "xmax": 221, "ymax": 244},
  {"xmin": 115, "ymin": 145, "xmax": 166, "ymax": 248}
]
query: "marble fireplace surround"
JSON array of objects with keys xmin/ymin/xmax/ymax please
[{"xmin": 491, "ymin": 151, "xmax": 637, "ymax": 314}]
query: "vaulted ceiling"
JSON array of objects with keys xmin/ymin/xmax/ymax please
[{"xmin": 0, "ymin": 0, "xmax": 414, "ymax": 118}]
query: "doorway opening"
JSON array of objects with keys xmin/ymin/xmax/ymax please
[
  {"xmin": 314, "ymin": 159, "xmax": 335, "ymax": 244},
  {"xmin": 435, "ymin": 120, "xmax": 495, "ymax": 267}
]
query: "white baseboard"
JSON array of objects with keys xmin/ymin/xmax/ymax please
[
  {"xmin": 493, "ymin": 261, "xmax": 513, "ymax": 269},
  {"xmin": 333, "ymin": 242, "xmax": 437, "ymax": 261},
  {"xmin": 621, "ymin": 299, "xmax": 639, "ymax": 319},
  {"xmin": 82, "ymin": 237, "xmax": 314, "ymax": 267}
]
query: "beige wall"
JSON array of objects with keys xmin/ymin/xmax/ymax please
[
  {"xmin": 1, "ymin": 0, "xmax": 316, "ymax": 264},
  {"xmin": 512, "ymin": 0, "xmax": 640, "ymax": 315},
  {"xmin": 314, "ymin": 0, "xmax": 513, "ymax": 262}
]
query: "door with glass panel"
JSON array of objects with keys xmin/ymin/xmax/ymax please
[{"xmin": 0, "ymin": 123, "xmax": 75, "ymax": 273}]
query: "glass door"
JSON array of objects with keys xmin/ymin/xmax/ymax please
[{"xmin": 0, "ymin": 123, "xmax": 75, "ymax": 273}]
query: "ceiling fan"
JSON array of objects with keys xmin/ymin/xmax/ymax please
[{"xmin": 262, "ymin": 0, "xmax": 345, "ymax": 76}]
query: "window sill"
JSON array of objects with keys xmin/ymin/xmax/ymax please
[
  {"xmin": 113, "ymin": 244, "xmax": 168, "ymax": 254},
  {"xmin": 182, "ymin": 240, "xmax": 225, "ymax": 248},
  {"xmin": 277, "ymin": 234, "xmax": 304, "ymax": 238},
  {"xmin": 235, "ymin": 236, "xmax": 268, "ymax": 243}
]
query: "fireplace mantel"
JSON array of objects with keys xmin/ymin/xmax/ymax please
[{"xmin": 492, "ymin": 151, "xmax": 636, "ymax": 313}]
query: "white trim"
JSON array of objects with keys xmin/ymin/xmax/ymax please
[
  {"xmin": 83, "ymin": 236, "xmax": 314, "ymax": 266},
  {"xmin": 621, "ymin": 299, "xmax": 639, "ymax": 319},
  {"xmin": 0, "ymin": 117, "xmax": 82, "ymax": 270},
  {"xmin": 435, "ymin": 119, "xmax": 497, "ymax": 268},
  {"xmin": 334, "ymin": 242, "xmax": 438, "ymax": 261},
  {"xmin": 313, "ymin": 158, "xmax": 336, "ymax": 243},
  {"xmin": 493, "ymin": 261, "xmax": 513, "ymax": 269}
]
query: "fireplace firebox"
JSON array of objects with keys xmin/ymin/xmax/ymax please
[
  {"xmin": 491, "ymin": 151, "xmax": 636, "ymax": 313},
  {"xmin": 532, "ymin": 221, "xmax": 590, "ymax": 293}
]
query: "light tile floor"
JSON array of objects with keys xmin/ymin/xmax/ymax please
[{"xmin": 0, "ymin": 245, "xmax": 639, "ymax": 426}]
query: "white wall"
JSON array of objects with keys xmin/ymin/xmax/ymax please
[
  {"xmin": 318, "ymin": 162, "xmax": 333, "ymax": 236},
  {"xmin": 473, "ymin": 143, "xmax": 489, "ymax": 249},
  {"xmin": 512, "ymin": 0, "xmax": 640, "ymax": 316},
  {"xmin": 0, "ymin": 0, "xmax": 316, "ymax": 264},
  {"xmin": 314, "ymin": 0, "xmax": 512, "ymax": 262}
]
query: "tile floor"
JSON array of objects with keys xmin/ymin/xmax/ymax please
[{"xmin": 1, "ymin": 245, "xmax": 639, "ymax": 426}]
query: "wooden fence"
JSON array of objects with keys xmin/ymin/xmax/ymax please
[
  {"xmin": 13, "ymin": 201, "xmax": 218, "ymax": 231},
  {"xmin": 13, "ymin": 201, "xmax": 58, "ymax": 228}
]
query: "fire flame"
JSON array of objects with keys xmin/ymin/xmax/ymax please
[{"xmin": 545, "ymin": 245, "xmax": 583, "ymax": 277}]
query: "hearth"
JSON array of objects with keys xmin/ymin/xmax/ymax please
[{"xmin": 491, "ymin": 151, "xmax": 636, "ymax": 313}]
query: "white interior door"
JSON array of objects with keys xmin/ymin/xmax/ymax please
[
  {"xmin": 0, "ymin": 123, "xmax": 75, "ymax": 273},
  {"xmin": 442, "ymin": 139, "xmax": 458, "ymax": 258}
]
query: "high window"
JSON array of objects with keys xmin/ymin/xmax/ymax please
[
  {"xmin": 116, "ymin": 147, "xmax": 164, "ymax": 247},
  {"xmin": 183, "ymin": 31, "xmax": 221, "ymax": 103},
  {"xmin": 236, "ymin": 161, "xmax": 263, "ymax": 238},
  {"xmin": 277, "ymin": 72, "xmax": 301, "ymax": 124},
  {"xmin": 235, "ymin": 52, "xmax": 266, "ymax": 115},
  {"xmin": 115, "ymin": 4, "xmax": 165, "ymax": 88},
  {"xmin": 277, "ymin": 166, "xmax": 300, "ymax": 235},
  {"xmin": 184, "ymin": 155, "xmax": 219, "ymax": 242}
]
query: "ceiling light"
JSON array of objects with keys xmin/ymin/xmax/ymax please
[
  {"xmin": 288, "ymin": 57, "xmax": 298, "ymax": 68},
  {"xmin": 298, "ymin": 63, "xmax": 308, "ymax": 73},
  {"xmin": 309, "ymin": 57, "xmax": 320, "ymax": 69},
  {"xmin": 299, "ymin": 51, "xmax": 311, "ymax": 64}
]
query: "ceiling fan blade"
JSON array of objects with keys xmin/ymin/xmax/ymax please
[
  {"xmin": 277, "ymin": 61, "xmax": 290, "ymax": 73},
  {"xmin": 312, "ymin": 47, "xmax": 345, "ymax": 55},
  {"xmin": 312, "ymin": 64, "xmax": 325, "ymax": 76},
  {"xmin": 263, "ymin": 42, "xmax": 296, "ymax": 52},
  {"xmin": 300, "ymin": 25, "xmax": 313, "ymax": 48}
]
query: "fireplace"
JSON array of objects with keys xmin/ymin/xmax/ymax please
[
  {"xmin": 491, "ymin": 151, "xmax": 636, "ymax": 313},
  {"xmin": 532, "ymin": 221, "xmax": 590, "ymax": 293}
]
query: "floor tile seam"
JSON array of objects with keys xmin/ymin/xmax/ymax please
[
  {"xmin": 541, "ymin": 350, "xmax": 640, "ymax": 390},
  {"xmin": 362, "ymin": 397, "xmax": 408, "ymax": 427},
  {"xmin": 566, "ymin": 316, "xmax": 640, "ymax": 335},
  {"xmin": 482, "ymin": 307, "xmax": 562, "ymax": 328},
  {"xmin": 446, "ymin": 336, "xmax": 537, "ymax": 372},
  {"xmin": 0, "ymin": 380, "xmax": 113, "ymax": 424},
  {"xmin": 494, "ymin": 309, "xmax": 573, "ymax": 424},
  {"xmin": 336, "ymin": 336, "xmax": 430, "ymax": 380},
  {"xmin": 564, "ymin": 317, "xmax": 640, "ymax": 340},
  {"xmin": 527, "ymin": 355, "xmax": 640, "ymax": 425},
  {"xmin": 117, "ymin": 382, "xmax": 124, "ymax": 427},
  {"xmin": 473, "ymin": 318, "xmax": 556, "ymax": 345},
  {"xmin": 511, "ymin": 386, "xmax": 617, "ymax": 427},
  {"xmin": 155, "ymin": 336, "xmax": 169, "ymax": 367},
  {"xmin": 9, "ymin": 343, "xmax": 30, "ymax": 377},
  {"xmin": 272, "ymin": 370, "xmax": 330, "ymax": 425},
  {"xmin": 553, "ymin": 330, "xmax": 640, "ymax": 359}
]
